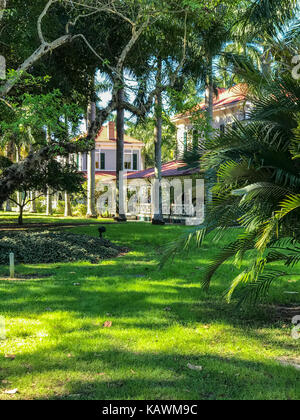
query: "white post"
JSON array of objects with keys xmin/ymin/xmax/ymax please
[{"xmin": 9, "ymin": 253, "xmax": 15, "ymax": 278}]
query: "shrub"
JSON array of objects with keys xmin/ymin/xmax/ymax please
[{"xmin": 72, "ymin": 203, "xmax": 87, "ymax": 217}]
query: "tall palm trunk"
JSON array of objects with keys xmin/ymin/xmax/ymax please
[
  {"xmin": 15, "ymin": 145, "xmax": 22, "ymax": 207},
  {"xmin": 46, "ymin": 128, "xmax": 53, "ymax": 215},
  {"xmin": 206, "ymin": 55, "xmax": 214, "ymax": 126},
  {"xmin": 4, "ymin": 200, "xmax": 11, "ymax": 211},
  {"xmin": 115, "ymin": 77, "xmax": 127, "ymax": 222},
  {"xmin": 4, "ymin": 144, "xmax": 12, "ymax": 211},
  {"xmin": 86, "ymin": 99, "xmax": 97, "ymax": 218},
  {"xmin": 30, "ymin": 191, "xmax": 36, "ymax": 213},
  {"xmin": 152, "ymin": 58, "xmax": 164, "ymax": 225},
  {"xmin": 64, "ymin": 155, "xmax": 72, "ymax": 217},
  {"xmin": 46, "ymin": 191, "xmax": 52, "ymax": 215}
]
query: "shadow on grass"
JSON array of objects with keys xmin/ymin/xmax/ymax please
[{"xmin": 2, "ymin": 348, "xmax": 299, "ymax": 400}]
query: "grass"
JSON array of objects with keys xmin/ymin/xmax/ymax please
[
  {"xmin": 0, "ymin": 211, "xmax": 111, "ymax": 226},
  {"xmin": 0, "ymin": 212, "xmax": 299, "ymax": 400}
]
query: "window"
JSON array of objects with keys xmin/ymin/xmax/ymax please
[
  {"xmin": 124, "ymin": 153, "xmax": 132, "ymax": 170},
  {"xmin": 95, "ymin": 151, "xmax": 106, "ymax": 170},
  {"xmin": 133, "ymin": 153, "xmax": 138, "ymax": 170},
  {"xmin": 100, "ymin": 153, "xmax": 105, "ymax": 170}
]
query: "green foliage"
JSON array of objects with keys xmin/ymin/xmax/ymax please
[
  {"xmin": 165, "ymin": 57, "xmax": 300, "ymax": 305},
  {"xmin": 72, "ymin": 203, "xmax": 88, "ymax": 217},
  {"xmin": 34, "ymin": 196, "xmax": 46, "ymax": 214},
  {"xmin": 127, "ymin": 115, "xmax": 176, "ymax": 167},
  {"xmin": 0, "ymin": 231, "xmax": 123, "ymax": 264}
]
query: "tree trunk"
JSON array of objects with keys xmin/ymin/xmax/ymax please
[
  {"xmin": 115, "ymin": 77, "xmax": 127, "ymax": 222},
  {"xmin": 64, "ymin": 155, "xmax": 72, "ymax": 217},
  {"xmin": 5, "ymin": 200, "xmax": 11, "ymax": 211},
  {"xmin": 45, "ymin": 128, "xmax": 53, "ymax": 216},
  {"xmin": 152, "ymin": 58, "xmax": 165, "ymax": 225},
  {"xmin": 86, "ymin": 99, "xmax": 97, "ymax": 218},
  {"xmin": 205, "ymin": 56, "xmax": 214, "ymax": 128},
  {"xmin": 18, "ymin": 205, "xmax": 24, "ymax": 225},
  {"xmin": 15, "ymin": 146, "xmax": 22, "ymax": 207},
  {"xmin": 46, "ymin": 189, "xmax": 52, "ymax": 215},
  {"xmin": 64, "ymin": 192, "xmax": 72, "ymax": 217},
  {"xmin": 30, "ymin": 192, "xmax": 36, "ymax": 213}
]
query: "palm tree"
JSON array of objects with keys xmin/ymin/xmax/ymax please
[{"xmin": 162, "ymin": 40, "xmax": 300, "ymax": 304}]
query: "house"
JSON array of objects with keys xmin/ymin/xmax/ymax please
[
  {"xmin": 122, "ymin": 84, "xmax": 249, "ymax": 223},
  {"xmin": 172, "ymin": 84, "xmax": 249, "ymax": 154},
  {"xmin": 81, "ymin": 85, "xmax": 249, "ymax": 222},
  {"xmin": 79, "ymin": 121, "xmax": 145, "ymax": 182}
]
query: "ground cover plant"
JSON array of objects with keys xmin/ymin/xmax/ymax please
[{"xmin": 0, "ymin": 230, "xmax": 123, "ymax": 265}]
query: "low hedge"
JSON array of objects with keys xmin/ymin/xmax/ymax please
[{"xmin": 0, "ymin": 231, "xmax": 123, "ymax": 264}]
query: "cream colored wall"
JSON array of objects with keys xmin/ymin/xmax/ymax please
[{"xmin": 174, "ymin": 102, "xmax": 250, "ymax": 155}]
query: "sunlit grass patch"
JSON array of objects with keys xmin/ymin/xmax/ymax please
[{"xmin": 0, "ymin": 217, "xmax": 299, "ymax": 400}]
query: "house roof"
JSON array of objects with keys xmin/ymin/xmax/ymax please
[
  {"xmin": 127, "ymin": 160, "xmax": 201, "ymax": 180},
  {"xmin": 173, "ymin": 84, "xmax": 248, "ymax": 121},
  {"xmin": 96, "ymin": 123, "xmax": 144, "ymax": 146},
  {"xmin": 74, "ymin": 122, "xmax": 144, "ymax": 146},
  {"xmin": 83, "ymin": 161, "xmax": 201, "ymax": 182}
]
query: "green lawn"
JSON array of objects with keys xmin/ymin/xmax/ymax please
[
  {"xmin": 0, "ymin": 213, "xmax": 299, "ymax": 400},
  {"xmin": 0, "ymin": 211, "xmax": 111, "ymax": 225}
]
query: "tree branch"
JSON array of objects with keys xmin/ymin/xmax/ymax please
[
  {"xmin": 0, "ymin": 35, "xmax": 73, "ymax": 97},
  {"xmin": 37, "ymin": 0, "xmax": 58, "ymax": 44}
]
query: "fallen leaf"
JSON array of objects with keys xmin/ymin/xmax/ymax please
[
  {"xmin": 3, "ymin": 388, "xmax": 18, "ymax": 394},
  {"xmin": 67, "ymin": 353, "xmax": 72, "ymax": 358},
  {"xmin": 4, "ymin": 354, "xmax": 15, "ymax": 360},
  {"xmin": 23, "ymin": 364, "xmax": 32, "ymax": 370},
  {"xmin": 187, "ymin": 363, "xmax": 203, "ymax": 372},
  {"xmin": 103, "ymin": 321, "xmax": 112, "ymax": 328}
]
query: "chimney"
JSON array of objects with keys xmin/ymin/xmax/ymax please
[{"xmin": 108, "ymin": 121, "xmax": 116, "ymax": 140}]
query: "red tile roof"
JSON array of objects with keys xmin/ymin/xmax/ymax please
[
  {"xmin": 127, "ymin": 160, "xmax": 200, "ymax": 179},
  {"xmin": 82, "ymin": 161, "xmax": 200, "ymax": 181},
  {"xmin": 173, "ymin": 84, "xmax": 248, "ymax": 120}
]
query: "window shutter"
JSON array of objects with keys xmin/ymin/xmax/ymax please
[
  {"xmin": 133, "ymin": 153, "xmax": 138, "ymax": 170},
  {"xmin": 184, "ymin": 132, "xmax": 188, "ymax": 151},
  {"xmin": 100, "ymin": 153, "xmax": 105, "ymax": 170}
]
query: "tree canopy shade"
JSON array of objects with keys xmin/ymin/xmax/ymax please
[{"xmin": 0, "ymin": 0, "xmax": 238, "ymax": 208}]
